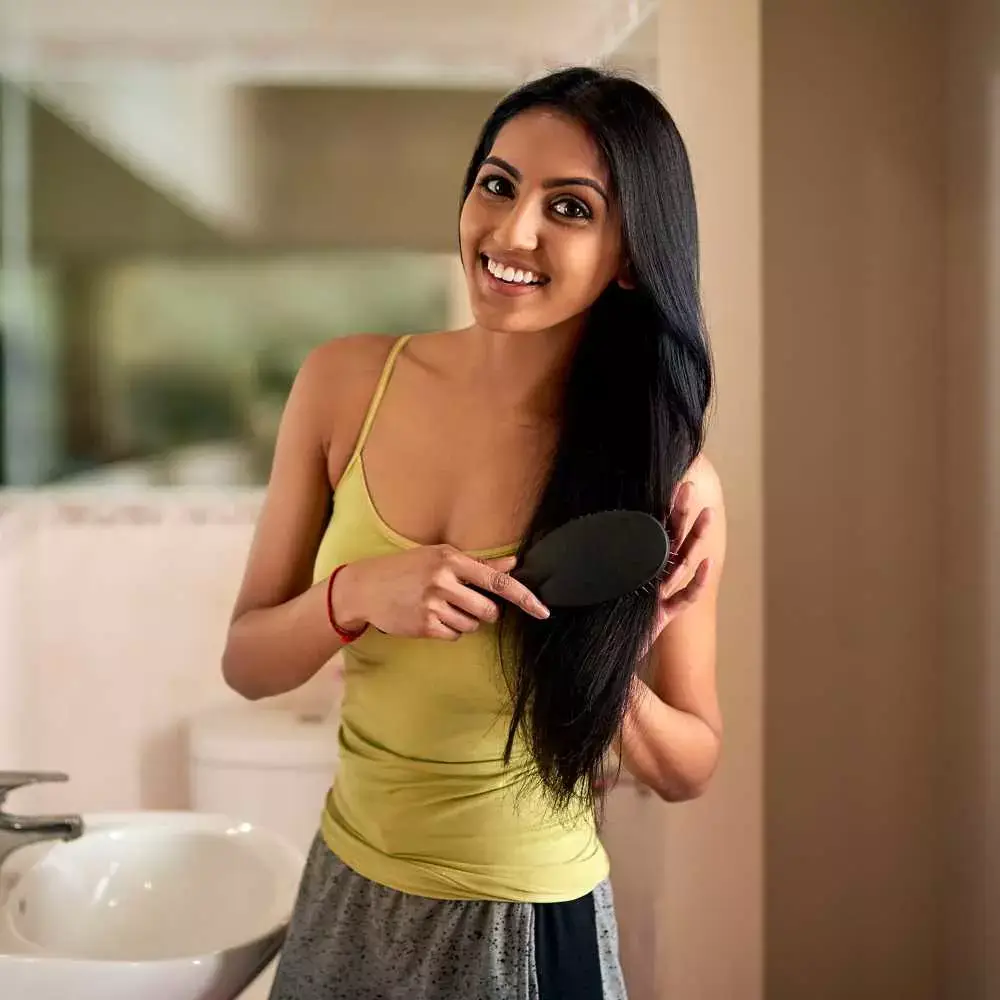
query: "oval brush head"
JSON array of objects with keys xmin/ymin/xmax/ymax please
[{"xmin": 511, "ymin": 509, "xmax": 670, "ymax": 609}]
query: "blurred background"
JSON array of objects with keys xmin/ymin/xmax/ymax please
[
  {"xmin": 0, "ymin": 1, "xmax": 997, "ymax": 999},
  {"xmin": 0, "ymin": 3, "xmax": 655, "ymax": 491}
]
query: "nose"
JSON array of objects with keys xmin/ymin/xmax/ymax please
[{"xmin": 493, "ymin": 200, "xmax": 539, "ymax": 252}]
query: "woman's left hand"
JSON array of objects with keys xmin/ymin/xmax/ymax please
[
  {"xmin": 648, "ymin": 480, "xmax": 714, "ymax": 645},
  {"xmin": 598, "ymin": 473, "xmax": 724, "ymax": 795}
]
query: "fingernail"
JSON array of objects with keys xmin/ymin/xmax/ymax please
[{"xmin": 536, "ymin": 602, "xmax": 550, "ymax": 619}]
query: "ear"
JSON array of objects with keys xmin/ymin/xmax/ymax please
[{"xmin": 616, "ymin": 260, "xmax": 636, "ymax": 290}]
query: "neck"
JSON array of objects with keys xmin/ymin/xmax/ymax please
[{"xmin": 452, "ymin": 318, "xmax": 583, "ymax": 417}]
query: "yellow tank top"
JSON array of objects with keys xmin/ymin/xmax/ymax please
[{"xmin": 314, "ymin": 335, "xmax": 609, "ymax": 902}]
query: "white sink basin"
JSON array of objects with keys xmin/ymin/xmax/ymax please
[{"xmin": 0, "ymin": 811, "xmax": 305, "ymax": 1000}]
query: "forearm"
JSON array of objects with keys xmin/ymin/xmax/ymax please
[
  {"xmin": 222, "ymin": 577, "xmax": 345, "ymax": 700},
  {"xmin": 617, "ymin": 676, "xmax": 721, "ymax": 801}
]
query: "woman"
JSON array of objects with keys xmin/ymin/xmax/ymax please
[{"xmin": 222, "ymin": 66, "xmax": 726, "ymax": 1000}]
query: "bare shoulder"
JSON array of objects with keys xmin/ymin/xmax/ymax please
[
  {"xmin": 685, "ymin": 452, "xmax": 725, "ymax": 511},
  {"xmin": 293, "ymin": 333, "xmax": 400, "ymax": 447},
  {"xmin": 296, "ymin": 333, "xmax": 400, "ymax": 398}
]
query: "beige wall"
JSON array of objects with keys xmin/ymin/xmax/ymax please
[
  {"xmin": 657, "ymin": 2, "xmax": 997, "ymax": 996},
  {"xmin": 659, "ymin": 4, "xmax": 764, "ymax": 999},
  {"xmin": 32, "ymin": 80, "xmax": 256, "ymax": 233},
  {"xmin": 29, "ymin": 100, "xmax": 224, "ymax": 259},
  {"xmin": 764, "ymin": 1, "xmax": 998, "ymax": 998},
  {"xmin": 27, "ymin": 85, "xmax": 503, "ymax": 259},
  {"xmin": 942, "ymin": 0, "xmax": 999, "ymax": 997},
  {"xmin": 252, "ymin": 87, "xmax": 501, "ymax": 253}
]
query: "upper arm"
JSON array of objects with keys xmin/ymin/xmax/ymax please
[
  {"xmin": 646, "ymin": 454, "xmax": 728, "ymax": 736},
  {"xmin": 229, "ymin": 346, "xmax": 336, "ymax": 623}
]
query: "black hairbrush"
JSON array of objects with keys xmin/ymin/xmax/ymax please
[{"xmin": 510, "ymin": 509, "xmax": 671, "ymax": 609}]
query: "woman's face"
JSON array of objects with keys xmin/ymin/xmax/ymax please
[{"xmin": 459, "ymin": 108, "xmax": 627, "ymax": 336}]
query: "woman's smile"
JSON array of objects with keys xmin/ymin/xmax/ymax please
[{"xmin": 478, "ymin": 253, "xmax": 550, "ymax": 298}]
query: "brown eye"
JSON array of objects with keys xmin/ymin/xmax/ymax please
[
  {"xmin": 479, "ymin": 175, "xmax": 514, "ymax": 198},
  {"xmin": 551, "ymin": 196, "xmax": 592, "ymax": 221}
]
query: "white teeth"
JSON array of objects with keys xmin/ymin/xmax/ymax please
[{"xmin": 485, "ymin": 256, "xmax": 543, "ymax": 285}]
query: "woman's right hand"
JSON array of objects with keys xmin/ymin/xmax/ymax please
[{"xmin": 330, "ymin": 545, "xmax": 550, "ymax": 641}]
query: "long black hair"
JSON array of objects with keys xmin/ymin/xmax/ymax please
[{"xmin": 461, "ymin": 67, "xmax": 713, "ymax": 814}]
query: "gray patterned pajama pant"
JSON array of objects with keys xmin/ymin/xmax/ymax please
[{"xmin": 267, "ymin": 832, "xmax": 629, "ymax": 1000}]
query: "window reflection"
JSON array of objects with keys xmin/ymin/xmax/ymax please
[{"xmin": 60, "ymin": 253, "xmax": 452, "ymax": 487}]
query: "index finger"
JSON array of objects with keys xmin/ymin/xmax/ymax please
[
  {"xmin": 664, "ymin": 506, "xmax": 713, "ymax": 586},
  {"xmin": 463, "ymin": 556, "xmax": 550, "ymax": 620}
]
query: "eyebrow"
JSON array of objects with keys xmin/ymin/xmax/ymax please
[{"xmin": 482, "ymin": 155, "xmax": 609, "ymax": 205}]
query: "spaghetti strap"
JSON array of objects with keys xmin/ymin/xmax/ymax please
[{"xmin": 344, "ymin": 335, "xmax": 412, "ymax": 471}]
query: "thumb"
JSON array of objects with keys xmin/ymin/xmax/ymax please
[{"xmin": 483, "ymin": 555, "xmax": 518, "ymax": 573}]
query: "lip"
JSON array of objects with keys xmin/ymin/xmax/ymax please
[{"xmin": 477, "ymin": 253, "xmax": 548, "ymax": 298}]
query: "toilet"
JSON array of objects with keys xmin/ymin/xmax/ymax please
[
  {"xmin": 187, "ymin": 702, "xmax": 341, "ymax": 999},
  {"xmin": 188, "ymin": 701, "xmax": 340, "ymax": 858}
]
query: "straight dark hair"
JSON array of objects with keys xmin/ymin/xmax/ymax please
[{"xmin": 461, "ymin": 67, "xmax": 713, "ymax": 814}]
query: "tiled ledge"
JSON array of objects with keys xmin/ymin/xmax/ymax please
[
  {"xmin": 0, "ymin": 488, "xmax": 265, "ymax": 530},
  {"xmin": 0, "ymin": 499, "xmax": 34, "ymax": 556}
]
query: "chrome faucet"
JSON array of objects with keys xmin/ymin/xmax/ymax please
[{"xmin": 0, "ymin": 771, "xmax": 84, "ymax": 872}]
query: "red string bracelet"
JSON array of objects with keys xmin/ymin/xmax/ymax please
[{"xmin": 326, "ymin": 564, "xmax": 368, "ymax": 643}]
